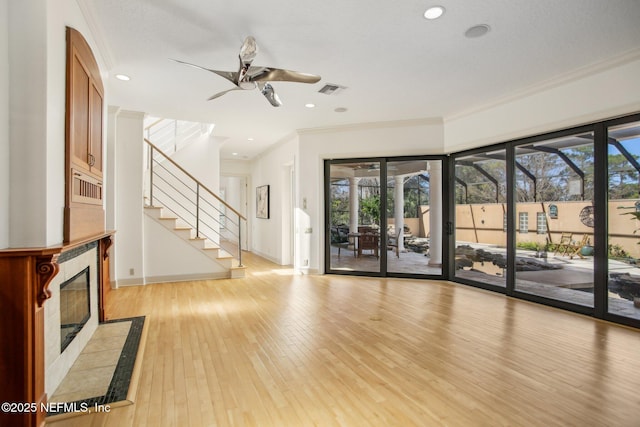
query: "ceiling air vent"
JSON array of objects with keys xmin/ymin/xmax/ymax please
[{"xmin": 318, "ymin": 83, "xmax": 345, "ymax": 95}]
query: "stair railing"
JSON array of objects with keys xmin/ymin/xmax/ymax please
[{"xmin": 144, "ymin": 138, "xmax": 246, "ymax": 267}]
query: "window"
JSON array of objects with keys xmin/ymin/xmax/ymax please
[
  {"xmin": 537, "ymin": 212, "xmax": 547, "ymax": 234},
  {"xmin": 519, "ymin": 212, "xmax": 528, "ymax": 233}
]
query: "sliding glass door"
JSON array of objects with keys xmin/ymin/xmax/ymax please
[
  {"xmin": 454, "ymin": 149, "xmax": 507, "ymax": 288},
  {"xmin": 513, "ymin": 132, "xmax": 595, "ymax": 307},
  {"xmin": 450, "ymin": 114, "xmax": 640, "ymax": 328},
  {"xmin": 327, "ymin": 160, "xmax": 382, "ymax": 274},
  {"xmin": 326, "ymin": 157, "xmax": 445, "ymax": 277},
  {"xmin": 386, "ymin": 160, "xmax": 442, "ymax": 276},
  {"xmin": 607, "ymin": 120, "xmax": 640, "ymax": 322}
]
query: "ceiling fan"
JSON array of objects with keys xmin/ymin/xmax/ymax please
[{"xmin": 171, "ymin": 36, "xmax": 321, "ymax": 107}]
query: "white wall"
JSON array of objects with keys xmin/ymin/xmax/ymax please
[
  {"xmin": 250, "ymin": 135, "xmax": 299, "ymax": 264},
  {"xmin": 143, "ymin": 216, "xmax": 228, "ymax": 282},
  {"xmin": 8, "ymin": 0, "xmax": 48, "ymax": 246},
  {"xmin": 113, "ymin": 110, "xmax": 145, "ymax": 285},
  {"xmin": 296, "ymin": 119, "xmax": 445, "ymax": 273},
  {"xmin": 0, "ymin": 0, "xmax": 8, "ymax": 248},
  {"xmin": 171, "ymin": 133, "xmax": 221, "ymax": 193},
  {"xmin": 445, "ymin": 55, "xmax": 640, "ymax": 153},
  {"xmin": 6, "ymin": 0, "xmax": 107, "ymax": 247},
  {"xmin": 221, "ymin": 159, "xmax": 252, "ymax": 176}
]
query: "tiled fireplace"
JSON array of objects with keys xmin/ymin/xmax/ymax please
[{"xmin": 44, "ymin": 242, "xmax": 100, "ymax": 396}]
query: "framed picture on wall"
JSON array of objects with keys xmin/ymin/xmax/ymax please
[{"xmin": 256, "ymin": 185, "xmax": 270, "ymax": 219}]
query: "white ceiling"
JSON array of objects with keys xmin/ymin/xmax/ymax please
[{"xmin": 80, "ymin": 0, "xmax": 640, "ymax": 160}]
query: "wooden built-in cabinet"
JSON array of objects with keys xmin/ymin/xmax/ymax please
[{"xmin": 65, "ymin": 27, "xmax": 105, "ymax": 242}]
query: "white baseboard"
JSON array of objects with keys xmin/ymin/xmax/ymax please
[
  {"xmin": 144, "ymin": 272, "xmax": 230, "ymax": 284},
  {"xmin": 115, "ymin": 271, "xmax": 230, "ymax": 287}
]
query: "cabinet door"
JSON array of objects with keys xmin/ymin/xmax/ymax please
[
  {"xmin": 89, "ymin": 82, "xmax": 103, "ymax": 175},
  {"xmin": 70, "ymin": 52, "xmax": 90, "ymax": 170}
]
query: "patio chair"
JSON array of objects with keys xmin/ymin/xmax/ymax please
[
  {"xmin": 553, "ymin": 232, "xmax": 573, "ymax": 256},
  {"xmin": 358, "ymin": 233, "xmax": 379, "ymax": 258},
  {"xmin": 331, "ymin": 226, "xmax": 355, "ymax": 257},
  {"xmin": 567, "ymin": 234, "xmax": 590, "ymax": 259}
]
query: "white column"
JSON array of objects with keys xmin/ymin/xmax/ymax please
[
  {"xmin": 114, "ymin": 110, "xmax": 146, "ymax": 285},
  {"xmin": 394, "ymin": 176, "xmax": 405, "ymax": 252},
  {"xmin": 428, "ymin": 161, "xmax": 442, "ymax": 266},
  {"xmin": 349, "ymin": 177, "xmax": 360, "ymax": 235}
]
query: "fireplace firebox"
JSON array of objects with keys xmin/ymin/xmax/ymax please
[{"xmin": 59, "ymin": 267, "xmax": 91, "ymax": 351}]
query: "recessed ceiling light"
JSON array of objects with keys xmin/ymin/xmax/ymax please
[
  {"xmin": 305, "ymin": 103, "xmax": 316, "ymax": 108},
  {"xmin": 424, "ymin": 6, "xmax": 445, "ymax": 20},
  {"xmin": 465, "ymin": 24, "xmax": 491, "ymax": 38},
  {"xmin": 115, "ymin": 74, "xmax": 130, "ymax": 81},
  {"xmin": 232, "ymin": 152, "xmax": 238, "ymax": 156},
  {"xmin": 334, "ymin": 107, "xmax": 348, "ymax": 113},
  {"xmin": 247, "ymin": 137, "xmax": 254, "ymax": 141}
]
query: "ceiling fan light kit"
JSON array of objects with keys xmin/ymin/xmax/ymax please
[{"xmin": 171, "ymin": 36, "xmax": 321, "ymax": 107}]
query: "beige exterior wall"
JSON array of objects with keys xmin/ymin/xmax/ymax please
[{"xmin": 406, "ymin": 200, "xmax": 640, "ymax": 258}]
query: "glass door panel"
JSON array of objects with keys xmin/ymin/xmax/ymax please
[
  {"xmin": 454, "ymin": 150, "xmax": 507, "ymax": 287},
  {"xmin": 386, "ymin": 160, "xmax": 442, "ymax": 275},
  {"xmin": 607, "ymin": 121, "xmax": 640, "ymax": 321},
  {"xmin": 328, "ymin": 161, "xmax": 381, "ymax": 273},
  {"xmin": 514, "ymin": 132, "xmax": 594, "ymax": 307}
]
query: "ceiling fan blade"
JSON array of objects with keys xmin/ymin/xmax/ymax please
[
  {"xmin": 170, "ymin": 58, "xmax": 237, "ymax": 84},
  {"xmin": 258, "ymin": 82, "xmax": 282, "ymax": 107},
  {"xmin": 207, "ymin": 87, "xmax": 242, "ymax": 101},
  {"xmin": 248, "ymin": 67, "xmax": 321, "ymax": 84}
]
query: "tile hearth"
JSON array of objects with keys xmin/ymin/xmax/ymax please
[{"xmin": 50, "ymin": 321, "xmax": 132, "ymax": 403}]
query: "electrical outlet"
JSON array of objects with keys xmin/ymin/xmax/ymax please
[
  {"xmin": 303, "ymin": 259, "xmax": 309, "ymax": 266},
  {"xmin": 129, "ymin": 268, "xmax": 134, "ymax": 276}
]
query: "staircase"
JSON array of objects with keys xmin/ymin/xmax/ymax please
[
  {"xmin": 144, "ymin": 205, "xmax": 246, "ymax": 278},
  {"xmin": 143, "ymin": 119, "xmax": 247, "ymax": 279}
]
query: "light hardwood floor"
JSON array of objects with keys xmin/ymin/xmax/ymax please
[{"xmin": 47, "ymin": 253, "xmax": 640, "ymax": 427}]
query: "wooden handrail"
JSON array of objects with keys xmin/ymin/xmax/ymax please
[{"xmin": 144, "ymin": 138, "xmax": 246, "ymax": 221}]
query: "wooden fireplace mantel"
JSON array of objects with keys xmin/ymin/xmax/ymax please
[{"xmin": 0, "ymin": 231, "xmax": 114, "ymax": 427}]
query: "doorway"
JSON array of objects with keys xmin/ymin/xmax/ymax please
[{"xmin": 220, "ymin": 175, "xmax": 249, "ymax": 251}]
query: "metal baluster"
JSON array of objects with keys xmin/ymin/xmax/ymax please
[
  {"xmin": 238, "ymin": 218, "xmax": 243, "ymax": 267},
  {"xmin": 196, "ymin": 183, "xmax": 200, "ymax": 238},
  {"xmin": 149, "ymin": 146, "xmax": 154, "ymax": 206}
]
